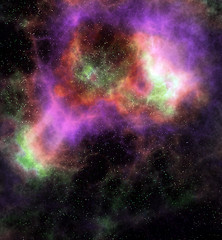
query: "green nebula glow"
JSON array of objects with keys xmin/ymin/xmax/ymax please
[
  {"xmin": 75, "ymin": 54, "xmax": 125, "ymax": 91},
  {"xmin": 142, "ymin": 52, "xmax": 181, "ymax": 115},
  {"xmin": 15, "ymin": 127, "xmax": 46, "ymax": 177}
]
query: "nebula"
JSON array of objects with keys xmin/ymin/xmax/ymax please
[
  {"xmin": 0, "ymin": 0, "xmax": 221, "ymax": 239},
  {"xmin": 15, "ymin": 0, "xmax": 208, "ymax": 173}
]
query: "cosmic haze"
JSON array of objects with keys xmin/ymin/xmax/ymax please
[{"xmin": 0, "ymin": 0, "xmax": 222, "ymax": 239}]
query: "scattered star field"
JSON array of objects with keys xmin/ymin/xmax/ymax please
[{"xmin": 0, "ymin": 0, "xmax": 222, "ymax": 239}]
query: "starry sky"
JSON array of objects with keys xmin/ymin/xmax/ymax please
[{"xmin": 0, "ymin": 0, "xmax": 222, "ymax": 239}]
